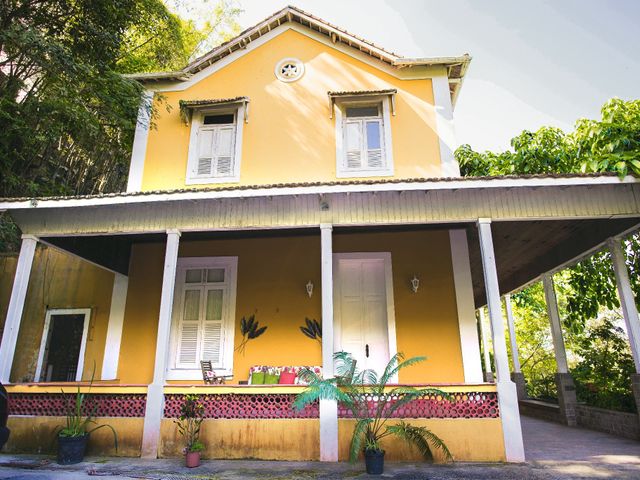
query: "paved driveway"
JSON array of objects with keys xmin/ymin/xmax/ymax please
[{"xmin": 0, "ymin": 416, "xmax": 638, "ymax": 479}]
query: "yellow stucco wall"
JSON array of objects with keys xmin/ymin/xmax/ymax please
[
  {"xmin": 5, "ymin": 416, "xmax": 141, "ymax": 457},
  {"xmin": 118, "ymin": 229, "xmax": 462, "ymax": 384},
  {"xmin": 338, "ymin": 418, "xmax": 505, "ymax": 462},
  {"xmin": 0, "ymin": 247, "xmax": 114, "ymax": 383},
  {"xmin": 141, "ymin": 28, "xmax": 443, "ymax": 191}
]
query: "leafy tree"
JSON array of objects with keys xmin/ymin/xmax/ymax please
[
  {"xmin": 0, "ymin": 0, "xmax": 240, "ymax": 252},
  {"xmin": 457, "ymin": 98, "xmax": 640, "ymax": 411}
]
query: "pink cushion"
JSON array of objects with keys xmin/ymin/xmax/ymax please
[{"xmin": 278, "ymin": 371, "xmax": 296, "ymax": 384}]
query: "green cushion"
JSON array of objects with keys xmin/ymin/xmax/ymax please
[
  {"xmin": 264, "ymin": 373, "xmax": 279, "ymax": 384},
  {"xmin": 251, "ymin": 371, "xmax": 265, "ymax": 385}
]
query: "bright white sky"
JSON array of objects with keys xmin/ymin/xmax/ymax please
[{"xmin": 173, "ymin": 0, "xmax": 640, "ymax": 152}]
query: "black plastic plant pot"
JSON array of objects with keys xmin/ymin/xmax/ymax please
[
  {"xmin": 57, "ymin": 433, "xmax": 89, "ymax": 465},
  {"xmin": 364, "ymin": 449, "xmax": 385, "ymax": 475}
]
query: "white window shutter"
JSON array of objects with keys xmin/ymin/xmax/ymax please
[
  {"xmin": 213, "ymin": 126, "xmax": 235, "ymax": 177},
  {"xmin": 202, "ymin": 322, "xmax": 223, "ymax": 365},
  {"xmin": 176, "ymin": 289, "xmax": 201, "ymax": 367},
  {"xmin": 345, "ymin": 120, "xmax": 363, "ymax": 169},
  {"xmin": 196, "ymin": 129, "xmax": 214, "ymax": 176}
]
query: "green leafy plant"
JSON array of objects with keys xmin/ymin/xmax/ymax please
[
  {"xmin": 294, "ymin": 352, "xmax": 453, "ymax": 463},
  {"xmin": 174, "ymin": 394, "xmax": 205, "ymax": 453},
  {"xmin": 299, "ymin": 317, "xmax": 322, "ymax": 343},
  {"xmin": 55, "ymin": 368, "xmax": 118, "ymax": 450},
  {"xmin": 235, "ymin": 314, "xmax": 268, "ymax": 354}
]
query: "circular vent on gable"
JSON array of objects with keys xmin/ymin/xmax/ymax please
[{"xmin": 275, "ymin": 58, "xmax": 305, "ymax": 82}]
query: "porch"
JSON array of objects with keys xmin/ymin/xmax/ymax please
[{"xmin": 1, "ymin": 175, "xmax": 640, "ymax": 463}]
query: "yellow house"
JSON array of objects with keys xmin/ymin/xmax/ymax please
[{"xmin": 1, "ymin": 5, "xmax": 639, "ymax": 464}]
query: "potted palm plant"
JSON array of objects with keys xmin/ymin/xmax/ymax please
[
  {"xmin": 294, "ymin": 352, "xmax": 452, "ymax": 474},
  {"xmin": 56, "ymin": 374, "xmax": 118, "ymax": 465},
  {"xmin": 175, "ymin": 394, "xmax": 206, "ymax": 467}
]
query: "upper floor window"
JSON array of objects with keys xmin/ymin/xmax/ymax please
[
  {"xmin": 185, "ymin": 101, "xmax": 247, "ymax": 185},
  {"xmin": 334, "ymin": 94, "xmax": 394, "ymax": 178}
]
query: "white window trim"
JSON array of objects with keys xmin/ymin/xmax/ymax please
[
  {"xmin": 167, "ymin": 256, "xmax": 238, "ymax": 380},
  {"xmin": 185, "ymin": 106, "xmax": 245, "ymax": 185},
  {"xmin": 34, "ymin": 308, "xmax": 92, "ymax": 382},
  {"xmin": 332, "ymin": 252, "xmax": 398, "ymax": 382},
  {"xmin": 335, "ymin": 97, "xmax": 394, "ymax": 178}
]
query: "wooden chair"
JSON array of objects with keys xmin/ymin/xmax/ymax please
[{"xmin": 200, "ymin": 361, "xmax": 226, "ymax": 385}]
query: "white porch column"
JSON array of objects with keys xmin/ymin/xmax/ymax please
[
  {"xmin": 504, "ymin": 294, "xmax": 526, "ymax": 399},
  {"xmin": 141, "ymin": 229, "xmax": 180, "ymax": 458},
  {"xmin": 608, "ymin": 237, "xmax": 640, "ymax": 412},
  {"xmin": 477, "ymin": 308, "xmax": 494, "ymax": 382},
  {"xmin": 477, "ymin": 219, "xmax": 524, "ymax": 462},
  {"xmin": 319, "ymin": 223, "xmax": 338, "ymax": 462},
  {"xmin": 542, "ymin": 273, "xmax": 577, "ymax": 426},
  {"xmin": 101, "ymin": 273, "xmax": 129, "ymax": 380},
  {"xmin": 449, "ymin": 229, "xmax": 483, "ymax": 383},
  {"xmin": 542, "ymin": 274, "xmax": 568, "ymax": 374},
  {"xmin": 0, "ymin": 235, "xmax": 38, "ymax": 383},
  {"xmin": 608, "ymin": 238, "xmax": 640, "ymax": 372}
]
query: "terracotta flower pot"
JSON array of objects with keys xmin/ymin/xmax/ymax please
[{"xmin": 185, "ymin": 451, "xmax": 201, "ymax": 468}]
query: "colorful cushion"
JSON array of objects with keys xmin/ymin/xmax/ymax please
[
  {"xmin": 278, "ymin": 370, "xmax": 296, "ymax": 384},
  {"xmin": 264, "ymin": 373, "xmax": 280, "ymax": 384},
  {"xmin": 250, "ymin": 371, "xmax": 265, "ymax": 385},
  {"xmin": 248, "ymin": 365, "xmax": 322, "ymax": 384}
]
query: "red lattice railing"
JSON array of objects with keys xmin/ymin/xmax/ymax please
[
  {"xmin": 163, "ymin": 393, "xmax": 319, "ymax": 419},
  {"xmin": 163, "ymin": 391, "xmax": 499, "ymax": 419},
  {"xmin": 8, "ymin": 394, "xmax": 147, "ymax": 417},
  {"xmin": 338, "ymin": 391, "xmax": 499, "ymax": 419}
]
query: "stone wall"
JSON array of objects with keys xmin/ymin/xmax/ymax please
[
  {"xmin": 519, "ymin": 399, "xmax": 562, "ymax": 423},
  {"xmin": 520, "ymin": 399, "xmax": 640, "ymax": 440},
  {"xmin": 575, "ymin": 404, "xmax": 639, "ymax": 440}
]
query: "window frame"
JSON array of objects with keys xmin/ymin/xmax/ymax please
[
  {"xmin": 335, "ymin": 96, "xmax": 394, "ymax": 178},
  {"xmin": 185, "ymin": 106, "xmax": 245, "ymax": 185},
  {"xmin": 34, "ymin": 308, "xmax": 92, "ymax": 383},
  {"xmin": 167, "ymin": 256, "xmax": 238, "ymax": 380}
]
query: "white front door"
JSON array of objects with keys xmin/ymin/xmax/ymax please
[{"xmin": 334, "ymin": 255, "xmax": 393, "ymax": 378}]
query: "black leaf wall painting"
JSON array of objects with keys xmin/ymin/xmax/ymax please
[{"xmin": 236, "ymin": 314, "xmax": 268, "ymax": 355}]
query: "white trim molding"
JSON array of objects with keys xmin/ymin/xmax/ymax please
[
  {"xmin": 126, "ymin": 90, "xmax": 154, "ymax": 192},
  {"xmin": 166, "ymin": 256, "xmax": 238, "ymax": 380},
  {"xmin": 449, "ymin": 229, "xmax": 483, "ymax": 383},
  {"xmin": 34, "ymin": 308, "xmax": 92, "ymax": 382},
  {"xmin": 0, "ymin": 235, "xmax": 38, "ymax": 383},
  {"xmin": 101, "ymin": 273, "xmax": 129, "ymax": 380},
  {"xmin": 432, "ymin": 74, "xmax": 460, "ymax": 177}
]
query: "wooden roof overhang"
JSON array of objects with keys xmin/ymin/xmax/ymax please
[
  {"xmin": 2, "ymin": 175, "xmax": 639, "ymax": 306},
  {"xmin": 123, "ymin": 6, "xmax": 471, "ymax": 105}
]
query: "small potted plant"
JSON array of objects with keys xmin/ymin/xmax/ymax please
[
  {"xmin": 175, "ymin": 394, "xmax": 206, "ymax": 467},
  {"xmin": 56, "ymin": 373, "xmax": 117, "ymax": 465}
]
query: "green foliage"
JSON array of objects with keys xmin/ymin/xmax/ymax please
[
  {"xmin": 294, "ymin": 352, "xmax": 453, "ymax": 463},
  {"xmin": 572, "ymin": 315, "xmax": 636, "ymax": 413},
  {"xmin": 235, "ymin": 314, "xmax": 268, "ymax": 354},
  {"xmin": 299, "ymin": 317, "xmax": 322, "ymax": 342},
  {"xmin": 174, "ymin": 394, "xmax": 205, "ymax": 452},
  {"xmin": 56, "ymin": 367, "xmax": 117, "ymax": 450},
  {"xmin": 0, "ymin": 0, "xmax": 240, "ymax": 251}
]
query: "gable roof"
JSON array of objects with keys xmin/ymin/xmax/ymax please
[{"xmin": 127, "ymin": 5, "xmax": 471, "ymax": 105}]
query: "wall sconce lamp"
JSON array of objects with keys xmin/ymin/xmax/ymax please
[
  {"xmin": 306, "ymin": 280, "xmax": 314, "ymax": 298},
  {"xmin": 411, "ymin": 275, "xmax": 420, "ymax": 293}
]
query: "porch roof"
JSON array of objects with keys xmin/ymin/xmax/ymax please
[{"xmin": 1, "ymin": 173, "xmax": 639, "ymax": 306}]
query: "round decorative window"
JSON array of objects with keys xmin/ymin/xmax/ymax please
[{"xmin": 274, "ymin": 58, "xmax": 305, "ymax": 83}]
